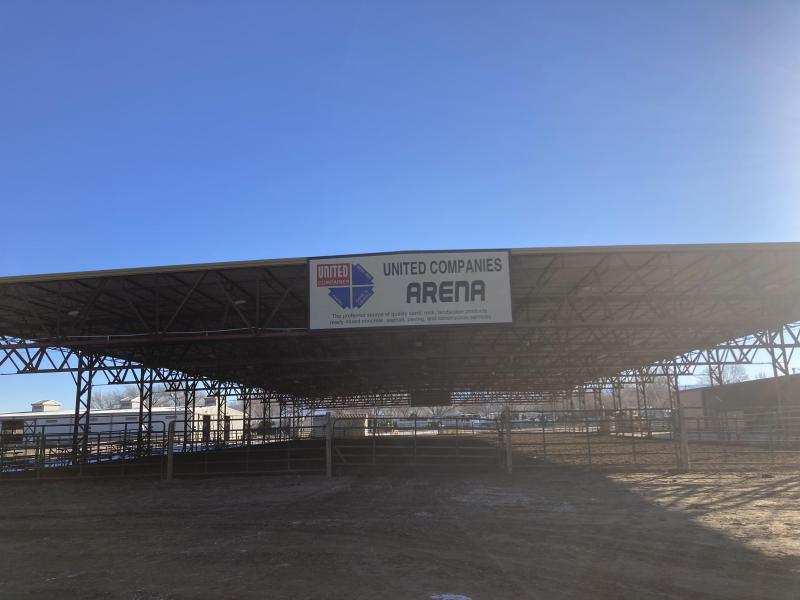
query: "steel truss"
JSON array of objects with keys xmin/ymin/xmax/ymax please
[
  {"xmin": 182, "ymin": 377, "xmax": 196, "ymax": 452},
  {"xmin": 2, "ymin": 322, "xmax": 799, "ymax": 389},
  {"xmin": 71, "ymin": 353, "xmax": 99, "ymax": 464},
  {"xmin": 2, "ymin": 245, "xmax": 800, "ymax": 463},
  {"xmin": 1, "ymin": 245, "xmax": 799, "ymax": 396},
  {"xmin": 2, "ymin": 322, "xmax": 798, "ymax": 414}
]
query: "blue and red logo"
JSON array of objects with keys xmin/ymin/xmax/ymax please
[{"xmin": 316, "ymin": 263, "xmax": 374, "ymax": 309}]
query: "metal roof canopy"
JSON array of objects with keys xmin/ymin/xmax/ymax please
[{"xmin": 1, "ymin": 243, "xmax": 800, "ymax": 404}]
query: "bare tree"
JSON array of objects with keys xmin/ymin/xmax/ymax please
[
  {"xmin": 152, "ymin": 385, "xmax": 181, "ymax": 409},
  {"xmin": 695, "ymin": 364, "xmax": 749, "ymax": 386},
  {"xmin": 91, "ymin": 385, "xmax": 139, "ymax": 409},
  {"xmin": 90, "ymin": 389, "xmax": 113, "ymax": 410},
  {"xmin": 618, "ymin": 386, "xmax": 639, "ymax": 410},
  {"xmin": 643, "ymin": 377, "xmax": 670, "ymax": 409},
  {"xmin": 90, "ymin": 384, "xmax": 181, "ymax": 411},
  {"xmin": 615, "ymin": 378, "xmax": 671, "ymax": 410},
  {"xmin": 378, "ymin": 406, "xmax": 414, "ymax": 418},
  {"xmin": 424, "ymin": 405, "xmax": 455, "ymax": 418},
  {"xmin": 473, "ymin": 401, "xmax": 505, "ymax": 419}
]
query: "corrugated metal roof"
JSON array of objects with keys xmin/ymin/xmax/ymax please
[{"xmin": 1, "ymin": 243, "xmax": 799, "ymax": 402}]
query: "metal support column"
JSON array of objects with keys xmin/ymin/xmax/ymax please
[
  {"xmin": 136, "ymin": 367, "xmax": 153, "ymax": 457},
  {"xmin": 165, "ymin": 420, "xmax": 176, "ymax": 481},
  {"xmin": 241, "ymin": 387, "xmax": 252, "ymax": 445},
  {"xmin": 325, "ymin": 412, "xmax": 333, "ymax": 478},
  {"xmin": 217, "ymin": 393, "xmax": 227, "ymax": 443},
  {"xmin": 612, "ymin": 381, "xmax": 622, "ymax": 412},
  {"xmin": 765, "ymin": 326, "xmax": 792, "ymax": 433},
  {"xmin": 669, "ymin": 367, "xmax": 690, "ymax": 471},
  {"xmin": 636, "ymin": 375, "xmax": 650, "ymax": 438},
  {"xmin": 266, "ymin": 392, "xmax": 273, "ymax": 439},
  {"xmin": 634, "ymin": 376, "xmax": 643, "ymax": 415},
  {"xmin": 706, "ymin": 350, "xmax": 725, "ymax": 442},
  {"xmin": 278, "ymin": 400, "xmax": 284, "ymax": 441},
  {"xmin": 503, "ymin": 407, "xmax": 513, "ymax": 475},
  {"xmin": 182, "ymin": 378, "xmax": 196, "ymax": 452},
  {"xmin": 71, "ymin": 353, "xmax": 95, "ymax": 465}
]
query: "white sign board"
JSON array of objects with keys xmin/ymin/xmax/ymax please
[{"xmin": 308, "ymin": 251, "xmax": 512, "ymax": 330}]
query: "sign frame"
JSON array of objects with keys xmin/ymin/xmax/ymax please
[{"xmin": 306, "ymin": 248, "xmax": 514, "ymax": 331}]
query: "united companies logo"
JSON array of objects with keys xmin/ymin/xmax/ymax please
[{"xmin": 315, "ymin": 263, "xmax": 374, "ymax": 309}]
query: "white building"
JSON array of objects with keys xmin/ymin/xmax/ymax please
[{"xmin": 0, "ymin": 397, "xmax": 243, "ymax": 445}]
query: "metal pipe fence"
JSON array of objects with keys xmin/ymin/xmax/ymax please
[
  {"xmin": 2, "ymin": 408, "xmax": 798, "ymax": 480},
  {"xmin": 330, "ymin": 416, "xmax": 502, "ymax": 471}
]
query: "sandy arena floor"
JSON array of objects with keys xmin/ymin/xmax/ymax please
[{"xmin": 0, "ymin": 469, "xmax": 798, "ymax": 599}]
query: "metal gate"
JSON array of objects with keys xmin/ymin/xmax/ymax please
[
  {"xmin": 506, "ymin": 407, "xmax": 800, "ymax": 471},
  {"xmin": 331, "ymin": 416, "xmax": 501, "ymax": 471}
]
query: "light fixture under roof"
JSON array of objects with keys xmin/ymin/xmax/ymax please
[
  {"xmin": 67, "ymin": 309, "xmax": 80, "ymax": 317},
  {"xmin": 233, "ymin": 299, "xmax": 246, "ymax": 306}
]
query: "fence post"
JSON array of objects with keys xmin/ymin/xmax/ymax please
[
  {"xmin": 326, "ymin": 413, "xmax": 333, "ymax": 478},
  {"xmin": 769, "ymin": 412, "xmax": 776, "ymax": 465},
  {"xmin": 165, "ymin": 420, "xmax": 176, "ymax": 481},
  {"xmin": 455, "ymin": 423, "xmax": 461, "ymax": 463},
  {"xmin": 671, "ymin": 410, "xmax": 681, "ymax": 468},
  {"xmin": 413, "ymin": 418, "xmax": 417, "ymax": 464},
  {"xmin": 721, "ymin": 411, "xmax": 728, "ymax": 464},
  {"xmin": 503, "ymin": 408, "xmax": 513, "ymax": 475},
  {"xmin": 36, "ymin": 433, "xmax": 46, "ymax": 479},
  {"xmin": 678, "ymin": 406, "xmax": 690, "ymax": 472},
  {"xmin": 287, "ymin": 432, "xmax": 292, "ymax": 472},
  {"xmin": 541, "ymin": 415, "xmax": 547, "ymax": 460},
  {"xmin": 244, "ymin": 431, "xmax": 250, "ymax": 474},
  {"xmin": 585, "ymin": 415, "xmax": 592, "ymax": 466}
]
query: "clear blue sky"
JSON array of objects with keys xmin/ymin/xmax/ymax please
[{"xmin": 1, "ymin": 1, "xmax": 798, "ymax": 409}]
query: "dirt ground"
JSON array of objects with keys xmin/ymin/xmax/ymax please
[{"xmin": 0, "ymin": 469, "xmax": 799, "ymax": 599}]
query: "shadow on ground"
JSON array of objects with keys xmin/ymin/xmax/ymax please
[{"xmin": 0, "ymin": 466, "xmax": 798, "ymax": 599}]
